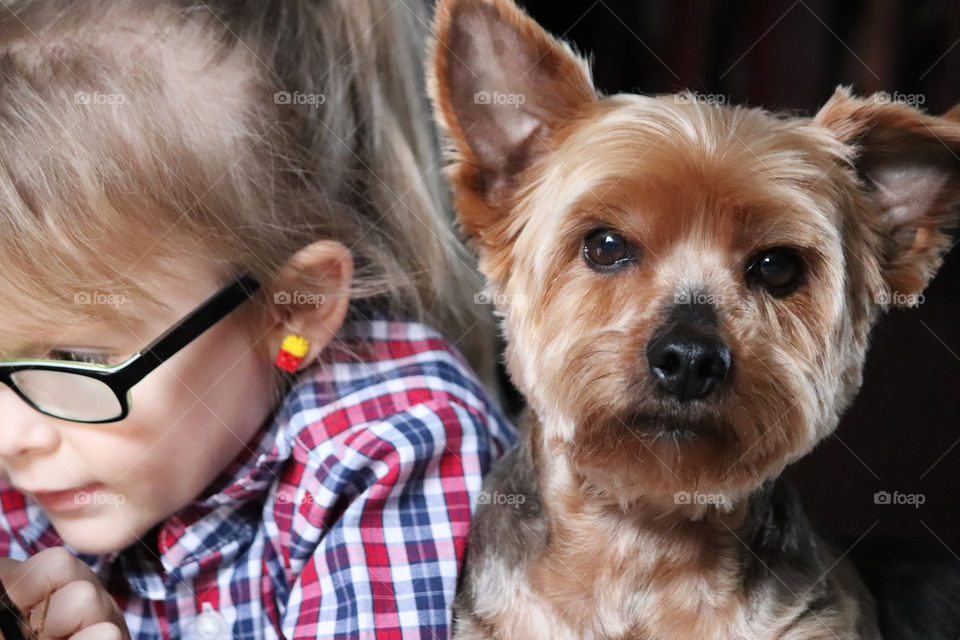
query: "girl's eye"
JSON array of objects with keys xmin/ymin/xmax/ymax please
[
  {"xmin": 746, "ymin": 247, "xmax": 804, "ymax": 296},
  {"xmin": 49, "ymin": 349, "xmax": 112, "ymax": 365},
  {"xmin": 582, "ymin": 228, "xmax": 639, "ymax": 271}
]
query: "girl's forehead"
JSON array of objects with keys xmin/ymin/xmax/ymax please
[
  {"xmin": 0, "ymin": 310, "xmax": 143, "ymax": 360},
  {"xmin": 0, "ymin": 260, "xmax": 225, "ymax": 355},
  {"xmin": 5, "ymin": 314, "xmax": 148, "ymax": 351}
]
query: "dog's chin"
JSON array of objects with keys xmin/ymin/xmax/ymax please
[
  {"xmin": 574, "ymin": 405, "xmax": 742, "ymax": 456},
  {"xmin": 623, "ymin": 411, "xmax": 732, "ymax": 444},
  {"xmin": 566, "ymin": 406, "xmax": 765, "ymax": 504}
]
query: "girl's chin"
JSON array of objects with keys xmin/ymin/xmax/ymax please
[{"xmin": 49, "ymin": 505, "xmax": 150, "ymax": 556}]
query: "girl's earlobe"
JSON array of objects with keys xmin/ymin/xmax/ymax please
[
  {"xmin": 265, "ymin": 239, "xmax": 353, "ymax": 371},
  {"xmin": 275, "ymin": 334, "xmax": 311, "ymax": 372}
]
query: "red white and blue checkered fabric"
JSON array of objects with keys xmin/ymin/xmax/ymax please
[{"xmin": 0, "ymin": 314, "xmax": 517, "ymax": 639}]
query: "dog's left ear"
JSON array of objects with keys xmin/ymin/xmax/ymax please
[
  {"xmin": 815, "ymin": 87, "xmax": 960, "ymax": 301},
  {"xmin": 427, "ymin": 0, "xmax": 598, "ymax": 246}
]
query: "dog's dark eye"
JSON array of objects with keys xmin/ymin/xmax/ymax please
[
  {"xmin": 583, "ymin": 229, "xmax": 638, "ymax": 271},
  {"xmin": 747, "ymin": 247, "xmax": 804, "ymax": 295}
]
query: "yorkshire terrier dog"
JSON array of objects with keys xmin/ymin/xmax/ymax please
[{"xmin": 427, "ymin": 0, "xmax": 960, "ymax": 638}]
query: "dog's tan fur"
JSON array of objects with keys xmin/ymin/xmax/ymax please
[{"xmin": 427, "ymin": 0, "xmax": 960, "ymax": 638}]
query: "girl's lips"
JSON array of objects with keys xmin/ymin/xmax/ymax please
[{"xmin": 29, "ymin": 483, "xmax": 105, "ymax": 512}]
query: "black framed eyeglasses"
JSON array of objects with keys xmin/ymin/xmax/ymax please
[{"xmin": 0, "ymin": 273, "xmax": 261, "ymax": 424}]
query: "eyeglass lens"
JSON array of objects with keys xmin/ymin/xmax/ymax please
[{"xmin": 8, "ymin": 370, "xmax": 122, "ymax": 422}]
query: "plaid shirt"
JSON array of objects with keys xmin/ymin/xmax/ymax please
[{"xmin": 0, "ymin": 314, "xmax": 516, "ymax": 639}]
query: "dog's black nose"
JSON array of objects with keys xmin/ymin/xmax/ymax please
[{"xmin": 646, "ymin": 326, "xmax": 731, "ymax": 401}]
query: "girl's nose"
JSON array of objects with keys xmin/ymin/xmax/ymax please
[{"xmin": 0, "ymin": 385, "xmax": 61, "ymax": 458}]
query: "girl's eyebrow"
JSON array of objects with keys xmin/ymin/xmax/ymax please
[
  {"xmin": 1, "ymin": 318, "xmax": 152, "ymax": 359},
  {"xmin": 1, "ymin": 342, "xmax": 120, "ymax": 360},
  {"xmin": 1, "ymin": 289, "xmax": 189, "ymax": 358}
]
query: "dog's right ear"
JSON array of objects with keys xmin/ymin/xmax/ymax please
[
  {"xmin": 428, "ymin": 0, "xmax": 598, "ymax": 245},
  {"xmin": 814, "ymin": 88, "xmax": 960, "ymax": 301}
]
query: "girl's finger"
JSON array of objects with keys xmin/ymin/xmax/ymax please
[
  {"xmin": 2, "ymin": 548, "xmax": 97, "ymax": 611},
  {"xmin": 0, "ymin": 557, "xmax": 32, "ymax": 613},
  {"xmin": 27, "ymin": 592, "xmax": 49, "ymax": 636},
  {"xmin": 34, "ymin": 579, "xmax": 120, "ymax": 640},
  {"xmin": 0, "ymin": 558, "xmax": 25, "ymax": 584},
  {"xmin": 65, "ymin": 620, "xmax": 125, "ymax": 640}
]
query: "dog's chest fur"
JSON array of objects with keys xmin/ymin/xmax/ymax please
[
  {"xmin": 454, "ymin": 418, "xmax": 876, "ymax": 640},
  {"xmin": 526, "ymin": 496, "xmax": 857, "ymax": 639}
]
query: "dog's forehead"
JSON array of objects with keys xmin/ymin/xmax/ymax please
[{"xmin": 516, "ymin": 95, "xmax": 846, "ymax": 254}]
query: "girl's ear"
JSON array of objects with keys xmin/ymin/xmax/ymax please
[
  {"xmin": 265, "ymin": 240, "xmax": 353, "ymax": 369},
  {"xmin": 814, "ymin": 87, "xmax": 960, "ymax": 301},
  {"xmin": 427, "ymin": 0, "xmax": 598, "ymax": 242}
]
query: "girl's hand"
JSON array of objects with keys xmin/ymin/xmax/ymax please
[{"xmin": 0, "ymin": 548, "xmax": 131, "ymax": 640}]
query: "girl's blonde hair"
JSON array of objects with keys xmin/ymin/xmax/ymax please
[{"xmin": 0, "ymin": 0, "xmax": 498, "ymax": 395}]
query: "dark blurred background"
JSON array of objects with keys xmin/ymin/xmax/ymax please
[{"xmin": 492, "ymin": 0, "xmax": 960, "ymax": 550}]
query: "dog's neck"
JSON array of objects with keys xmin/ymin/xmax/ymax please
[
  {"xmin": 523, "ymin": 412, "xmax": 756, "ymax": 575},
  {"xmin": 537, "ymin": 429, "xmax": 755, "ymax": 550},
  {"xmin": 521, "ymin": 411, "xmax": 833, "ymax": 636},
  {"xmin": 534, "ymin": 411, "xmax": 753, "ymax": 521}
]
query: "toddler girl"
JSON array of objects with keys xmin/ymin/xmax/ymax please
[{"xmin": 0, "ymin": 0, "xmax": 516, "ymax": 638}]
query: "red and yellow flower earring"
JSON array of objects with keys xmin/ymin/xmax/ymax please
[{"xmin": 275, "ymin": 334, "xmax": 310, "ymax": 372}]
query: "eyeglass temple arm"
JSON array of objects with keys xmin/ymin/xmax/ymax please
[{"xmin": 113, "ymin": 274, "xmax": 262, "ymax": 388}]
